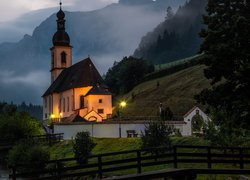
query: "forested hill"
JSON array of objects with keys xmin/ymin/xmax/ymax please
[{"xmin": 134, "ymin": 0, "xmax": 207, "ymax": 64}]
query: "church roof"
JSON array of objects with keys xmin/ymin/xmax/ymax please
[{"xmin": 43, "ymin": 57, "xmax": 110, "ymax": 97}]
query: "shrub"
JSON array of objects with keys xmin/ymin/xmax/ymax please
[
  {"xmin": 73, "ymin": 131, "xmax": 96, "ymax": 164},
  {"xmin": 7, "ymin": 140, "xmax": 50, "ymax": 172},
  {"xmin": 141, "ymin": 121, "xmax": 172, "ymax": 155}
]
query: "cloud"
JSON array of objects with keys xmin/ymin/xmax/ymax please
[{"xmin": 0, "ymin": 70, "xmax": 50, "ymax": 104}]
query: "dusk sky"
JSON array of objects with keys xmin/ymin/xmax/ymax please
[
  {"xmin": 0, "ymin": 0, "xmax": 118, "ymax": 22},
  {"xmin": 0, "ymin": 0, "xmax": 118, "ymax": 43}
]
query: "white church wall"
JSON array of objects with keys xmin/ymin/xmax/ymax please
[{"xmin": 54, "ymin": 121, "xmax": 188, "ymax": 139}]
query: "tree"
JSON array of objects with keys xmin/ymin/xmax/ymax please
[
  {"xmin": 105, "ymin": 56, "xmax": 154, "ymax": 94},
  {"xmin": 166, "ymin": 6, "xmax": 174, "ymax": 20},
  {"xmin": 0, "ymin": 111, "xmax": 44, "ymax": 140},
  {"xmin": 141, "ymin": 121, "xmax": 172, "ymax": 155},
  {"xmin": 7, "ymin": 140, "xmax": 50, "ymax": 172},
  {"xmin": 73, "ymin": 131, "xmax": 96, "ymax": 164},
  {"xmin": 197, "ymin": 0, "xmax": 250, "ymax": 128}
]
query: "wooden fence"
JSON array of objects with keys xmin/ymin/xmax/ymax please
[{"xmin": 9, "ymin": 145, "xmax": 250, "ymax": 179}]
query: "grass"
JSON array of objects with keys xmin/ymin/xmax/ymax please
[
  {"xmin": 120, "ymin": 64, "xmax": 211, "ymax": 117},
  {"xmin": 154, "ymin": 54, "xmax": 203, "ymax": 71},
  {"xmin": 48, "ymin": 137, "xmax": 249, "ymax": 179}
]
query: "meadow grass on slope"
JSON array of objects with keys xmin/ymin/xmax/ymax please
[{"xmin": 120, "ymin": 65, "xmax": 210, "ymax": 117}]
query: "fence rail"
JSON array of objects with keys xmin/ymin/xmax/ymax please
[{"xmin": 9, "ymin": 145, "xmax": 250, "ymax": 179}]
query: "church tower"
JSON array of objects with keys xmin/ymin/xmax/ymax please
[{"xmin": 50, "ymin": 2, "xmax": 72, "ymax": 83}]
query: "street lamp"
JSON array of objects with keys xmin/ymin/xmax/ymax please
[{"xmin": 118, "ymin": 101, "xmax": 127, "ymax": 138}]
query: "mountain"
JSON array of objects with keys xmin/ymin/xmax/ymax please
[
  {"xmin": 134, "ymin": 0, "xmax": 207, "ymax": 64},
  {"xmin": 0, "ymin": 0, "xmax": 186, "ymax": 104}
]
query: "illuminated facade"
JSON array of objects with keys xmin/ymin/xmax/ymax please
[{"xmin": 42, "ymin": 5, "xmax": 112, "ymax": 122}]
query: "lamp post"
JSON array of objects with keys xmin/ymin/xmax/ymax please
[{"xmin": 118, "ymin": 101, "xmax": 127, "ymax": 138}]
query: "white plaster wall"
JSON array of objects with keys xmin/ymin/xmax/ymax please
[{"xmin": 54, "ymin": 122, "xmax": 188, "ymax": 139}]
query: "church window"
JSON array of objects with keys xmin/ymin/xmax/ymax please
[
  {"xmin": 61, "ymin": 51, "xmax": 67, "ymax": 66},
  {"xmin": 80, "ymin": 95, "xmax": 84, "ymax": 109},
  {"xmin": 44, "ymin": 98, "xmax": 47, "ymax": 108},
  {"xmin": 98, "ymin": 109, "xmax": 104, "ymax": 114},
  {"xmin": 72, "ymin": 95, "xmax": 74, "ymax": 110},
  {"xmin": 59, "ymin": 98, "xmax": 62, "ymax": 112},
  {"xmin": 196, "ymin": 110, "xmax": 200, "ymax": 115},
  {"xmin": 99, "ymin": 99, "xmax": 103, "ymax": 103},
  {"xmin": 67, "ymin": 97, "xmax": 69, "ymax": 112},
  {"xmin": 51, "ymin": 52, "xmax": 54, "ymax": 68},
  {"xmin": 63, "ymin": 98, "xmax": 65, "ymax": 112}
]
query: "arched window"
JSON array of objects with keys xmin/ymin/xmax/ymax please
[
  {"xmin": 61, "ymin": 51, "xmax": 67, "ymax": 65},
  {"xmin": 80, "ymin": 95, "xmax": 84, "ymax": 109}
]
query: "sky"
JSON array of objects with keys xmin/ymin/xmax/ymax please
[{"xmin": 0, "ymin": 0, "xmax": 118, "ymax": 43}]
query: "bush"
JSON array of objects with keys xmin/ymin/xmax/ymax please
[
  {"xmin": 0, "ymin": 112, "xmax": 44, "ymax": 140},
  {"xmin": 7, "ymin": 140, "xmax": 50, "ymax": 172},
  {"xmin": 141, "ymin": 121, "xmax": 172, "ymax": 155},
  {"xmin": 73, "ymin": 131, "xmax": 96, "ymax": 164}
]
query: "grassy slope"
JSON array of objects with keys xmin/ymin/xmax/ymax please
[{"xmin": 121, "ymin": 65, "xmax": 211, "ymax": 117}]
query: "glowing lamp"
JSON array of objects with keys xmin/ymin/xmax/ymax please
[
  {"xmin": 120, "ymin": 101, "xmax": 127, "ymax": 108},
  {"xmin": 50, "ymin": 114, "xmax": 55, "ymax": 119}
]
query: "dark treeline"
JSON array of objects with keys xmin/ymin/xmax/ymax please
[
  {"xmin": 0, "ymin": 101, "xmax": 42, "ymax": 120},
  {"xmin": 104, "ymin": 56, "xmax": 154, "ymax": 94},
  {"xmin": 134, "ymin": 0, "xmax": 207, "ymax": 64}
]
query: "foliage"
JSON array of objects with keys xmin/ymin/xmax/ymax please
[
  {"xmin": 7, "ymin": 140, "xmax": 50, "ymax": 172},
  {"xmin": 191, "ymin": 114, "xmax": 204, "ymax": 132},
  {"xmin": 0, "ymin": 111, "xmax": 44, "ymax": 140},
  {"xmin": 141, "ymin": 121, "xmax": 172, "ymax": 154},
  {"xmin": 73, "ymin": 131, "xmax": 96, "ymax": 164},
  {"xmin": 105, "ymin": 56, "xmax": 154, "ymax": 94},
  {"xmin": 203, "ymin": 108, "xmax": 250, "ymax": 147},
  {"xmin": 160, "ymin": 106, "xmax": 173, "ymax": 120},
  {"xmin": 197, "ymin": 0, "xmax": 250, "ymax": 129}
]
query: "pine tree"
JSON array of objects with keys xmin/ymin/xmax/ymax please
[{"xmin": 197, "ymin": 0, "xmax": 250, "ymax": 127}]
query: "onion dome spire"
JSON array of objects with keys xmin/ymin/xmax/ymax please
[{"xmin": 52, "ymin": 1, "xmax": 70, "ymax": 46}]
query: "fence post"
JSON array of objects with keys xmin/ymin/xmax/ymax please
[
  {"xmin": 56, "ymin": 161, "xmax": 61, "ymax": 180},
  {"xmin": 137, "ymin": 150, "xmax": 142, "ymax": 174},
  {"xmin": 98, "ymin": 155, "xmax": 103, "ymax": 178},
  {"xmin": 173, "ymin": 146, "xmax": 177, "ymax": 168},
  {"xmin": 239, "ymin": 148, "xmax": 244, "ymax": 169},
  {"xmin": 207, "ymin": 146, "xmax": 211, "ymax": 169},
  {"xmin": 11, "ymin": 167, "xmax": 16, "ymax": 180}
]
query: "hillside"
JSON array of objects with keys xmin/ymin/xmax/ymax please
[
  {"xmin": 134, "ymin": 0, "xmax": 207, "ymax": 64},
  {"xmin": 120, "ymin": 64, "xmax": 210, "ymax": 117}
]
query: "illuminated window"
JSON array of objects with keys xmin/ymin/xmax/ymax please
[
  {"xmin": 99, "ymin": 99, "xmax": 103, "ymax": 103},
  {"xmin": 98, "ymin": 109, "xmax": 104, "ymax": 114}
]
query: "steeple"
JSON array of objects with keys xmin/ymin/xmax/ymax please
[
  {"xmin": 52, "ymin": 1, "xmax": 70, "ymax": 46},
  {"xmin": 50, "ymin": 1, "xmax": 72, "ymax": 83}
]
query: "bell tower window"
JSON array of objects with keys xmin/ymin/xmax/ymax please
[{"xmin": 61, "ymin": 51, "xmax": 67, "ymax": 67}]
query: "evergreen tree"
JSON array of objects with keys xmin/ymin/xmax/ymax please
[{"xmin": 197, "ymin": 0, "xmax": 250, "ymax": 127}]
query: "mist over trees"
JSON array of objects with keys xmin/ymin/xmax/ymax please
[{"xmin": 134, "ymin": 0, "xmax": 207, "ymax": 64}]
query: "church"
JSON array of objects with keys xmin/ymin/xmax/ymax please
[{"xmin": 42, "ymin": 4, "xmax": 112, "ymax": 123}]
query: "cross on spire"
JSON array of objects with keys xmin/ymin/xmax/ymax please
[{"xmin": 59, "ymin": 0, "xmax": 62, "ymax": 9}]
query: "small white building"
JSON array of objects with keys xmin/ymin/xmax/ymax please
[{"xmin": 183, "ymin": 106, "xmax": 211, "ymax": 136}]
